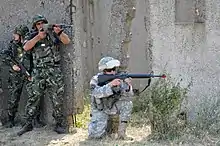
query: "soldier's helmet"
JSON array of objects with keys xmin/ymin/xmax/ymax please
[
  {"xmin": 98, "ymin": 56, "xmax": 120, "ymax": 71},
  {"xmin": 14, "ymin": 25, "xmax": 29, "ymax": 38},
  {"xmin": 32, "ymin": 14, "xmax": 48, "ymax": 29}
]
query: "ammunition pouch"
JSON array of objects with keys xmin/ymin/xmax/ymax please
[
  {"xmin": 105, "ymin": 95, "xmax": 120, "ymax": 109},
  {"xmin": 94, "ymin": 98, "xmax": 104, "ymax": 111},
  {"xmin": 92, "ymin": 85, "xmax": 122, "ymax": 111},
  {"xmin": 94, "ymin": 94, "xmax": 120, "ymax": 111},
  {"xmin": 33, "ymin": 38, "xmax": 61, "ymax": 68},
  {"xmin": 51, "ymin": 45, "xmax": 61, "ymax": 63},
  {"xmin": 34, "ymin": 46, "xmax": 52, "ymax": 59}
]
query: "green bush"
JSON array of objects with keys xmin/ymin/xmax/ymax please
[
  {"xmin": 132, "ymin": 74, "xmax": 190, "ymax": 140},
  {"xmin": 190, "ymin": 97, "xmax": 220, "ymax": 138}
]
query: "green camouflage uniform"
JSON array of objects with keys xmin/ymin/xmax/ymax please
[
  {"xmin": 22, "ymin": 15, "xmax": 66, "ymax": 132},
  {"xmin": 2, "ymin": 25, "xmax": 32, "ymax": 127},
  {"xmin": 17, "ymin": 15, "xmax": 68, "ymax": 136},
  {"xmin": 7, "ymin": 41, "xmax": 32, "ymax": 116}
]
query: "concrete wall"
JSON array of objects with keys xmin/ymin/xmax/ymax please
[{"xmin": 147, "ymin": 0, "xmax": 220, "ymax": 120}]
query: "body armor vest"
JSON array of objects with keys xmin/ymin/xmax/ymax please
[
  {"xmin": 93, "ymin": 82, "xmax": 130, "ymax": 111},
  {"xmin": 93, "ymin": 86, "xmax": 122, "ymax": 111},
  {"xmin": 11, "ymin": 41, "xmax": 23, "ymax": 61},
  {"xmin": 32, "ymin": 33, "xmax": 61, "ymax": 68}
]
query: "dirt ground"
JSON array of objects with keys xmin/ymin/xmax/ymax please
[
  {"xmin": 0, "ymin": 124, "xmax": 213, "ymax": 146},
  {"xmin": 0, "ymin": 124, "xmax": 172, "ymax": 146}
]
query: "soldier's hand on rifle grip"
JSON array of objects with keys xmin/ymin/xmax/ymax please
[
  {"xmin": 37, "ymin": 30, "xmax": 46, "ymax": 40},
  {"xmin": 109, "ymin": 79, "xmax": 121, "ymax": 87},
  {"xmin": 53, "ymin": 25, "xmax": 63, "ymax": 34},
  {"xmin": 124, "ymin": 78, "xmax": 132, "ymax": 86},
  {"xmin": 12, "ymin": 65, "xmax": 20, "ymax": 71},
  {"xmin": 27, "ymin": 77, "xmax": 32, "ymax": 81}
]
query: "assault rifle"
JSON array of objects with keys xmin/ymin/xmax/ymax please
[
  {"xmin": 97, "ymin": 73, "xmax": 166, "ymax": 86},
  {"xmin": 97, "ymin": 72, "xmax": 166, "ymax": 95},
  {"xmin": 0, "ymin": 49, "xmax": 31, "ymax": 79},
  {"xmin": 40, "ymin": 24, "xmax": 73, "ymax": 32}
]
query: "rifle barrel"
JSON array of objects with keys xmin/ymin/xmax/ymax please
[{"xmin": 126, "ymin": 73, "xmax": 166, "ymax": 78}]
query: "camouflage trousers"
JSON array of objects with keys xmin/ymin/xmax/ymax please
[
  {"xmin": 7, "ymin": 72, "xmax": 26, "ymax": 116},
  {"xmin": 25, "ymin": 67, "xmax": 65, "ymax": 125},
  {"xmin": 88, "ymin": 99, "xmax": 133, "ymax": 138}
]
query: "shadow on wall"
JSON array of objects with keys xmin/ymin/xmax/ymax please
[{"xmin": 0, "ymin": 40, "xmax": 10, "ymax": 123}]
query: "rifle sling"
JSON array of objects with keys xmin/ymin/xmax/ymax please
[{"xmin": 138, "ymin": 78, "xmax": 152, "ymax": 95}]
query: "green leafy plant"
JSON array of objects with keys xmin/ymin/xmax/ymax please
[
  {"xmin": 190, "ymin": 97, "xmax": 220, "ymax": 138},
  {"xmin": 132, "ymin": 74, "xmax": 190, "ymax": 140}
]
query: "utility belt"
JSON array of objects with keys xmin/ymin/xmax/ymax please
[
  {"xmin": 33, "ymin": 56, "xmax": 61, "ymax": 68},
  {"xmin": 34, "ymin": 62, "xmax": 61, "ymax": 68},
  {"xmin": 33, "ymin": 44, "xmax": 61, "ymax": 64},
  {"xmin": 94, "ymin": 94, "xmax": 121, "ymax": 111},
  {"xmin": 93, "ymin": 85, "xmax": 122, "ymax": 111}
]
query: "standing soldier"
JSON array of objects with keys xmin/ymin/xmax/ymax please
[
  {"xmin": 2, "ymin": 25, "xmax": 32, "ymax": 128},
  {"xmin": 17, "ymin": 14, "xmax": 70, "ymax": 136},
  {"xmin": 88, "ymin": 56, "xmax": 134, "ymax": 140}
]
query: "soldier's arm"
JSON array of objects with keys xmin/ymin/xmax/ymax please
[
  {"xmin": 2, "ymin": 43, "xmax": 16, "ymax": 67},
  {"xmin": 90, "ymin": 75, "xmax": 114, "ymax": 99},
  {"xmin": 53, "ymin": 26, "xmax": 70, "ymax": 45},
  {"xmin": 23, "ymin": 35, "xmax": 40, "ymax": 51},
  {"xmin": 58, "ymin": 31, "xmax": 70, "ymax": 45}
]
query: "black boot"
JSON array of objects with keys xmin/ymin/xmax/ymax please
[
  {"xmin": 54, "ymin": 123, "xmax": 68, "ymax": 134},
  {"xmin": 4, "ymin": 115, "xmax": 15, "ymax": 128},
  {"xmin": 17, "ymin": 123, "xmax": 33, "ymax": 136},
  {"xmin": 33, "ymin": 115, "xmax": 46, "ymax": 128}
]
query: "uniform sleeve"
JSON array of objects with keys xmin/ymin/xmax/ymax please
[
  {"xmin": 2, "ymin": 43, "xmax": 16, "ymax": 67},
  {"xmin": 53, "ymin": 32, "xmax": 62, "ymax": 45},
  {"xmin": 24, "ymin": 31, "xmax": 37, "ymax": 44},
  {"xmin": 90, "ymin": 75, "xmax": 114, "ymax": 99},
  {"xmin": 21, "ymin": 50, "xmax": 33, "ymax": 73}
]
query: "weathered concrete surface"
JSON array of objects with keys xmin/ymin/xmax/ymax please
[
  {"xmin": 147, "ymin": 0, "xmax": 219, "ymax": 120},
  {"xmin": 0, "ymin": 0, "xmax": 84, "ymax": 124},
  {"xmin": 71, "ymin": 0, "xmax": 85, "ymax": 114},
  {"xmin": 84, "ymin": 0, "xmax": 138, "ymax": 79},
  {"xmin": 128, "ymin": 0, "xmax": 153, "ymax": 89}
]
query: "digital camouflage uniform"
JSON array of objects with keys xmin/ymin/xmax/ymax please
[
  {"xmin": 88, "ymin": 57, "xmax": 134, "ymax": 139},
  {"xmin": 18, "ymin": 15, "xmax": 67, "ymax": 136},
  {"xmin": 2, "ymin": 25, "xmax": 32, "ymax": 128}
]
